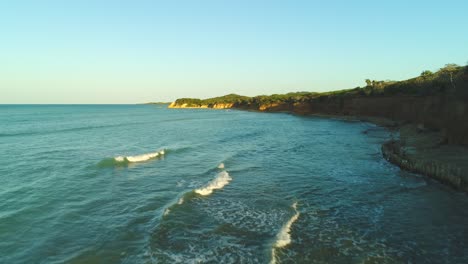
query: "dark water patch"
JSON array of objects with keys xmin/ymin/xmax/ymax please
[
  {"xmin": 216, "ymin": 129, "xmax": 265, "ymax": 144},
  {"xmin": 149, "ymin": 198, "xmax": 274, "ymax": 263},
  {"xmin": 159, "ymin": 116, "xmax": 219, "ymax": 124},
  {"xmin": 0, "ymin": 122, "xmax": 145, "ymax": 138}
]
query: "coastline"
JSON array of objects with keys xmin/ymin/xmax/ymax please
[
  {"xmin": 168, "ymin": 103, "xmax": 468, "ymax": 193},
  {"xmin": 165, "ymin": 64, "xmax": 468, "ymax": 192}
]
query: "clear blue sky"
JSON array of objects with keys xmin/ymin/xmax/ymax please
[{"xmin": 1, "ymin": 0, "xmax": 467, "ymax": 103}]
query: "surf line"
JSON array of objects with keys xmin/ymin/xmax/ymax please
[
  {"xmin": 163, "ymin": 164, "xmax": 231, "ymax": 217},
  {"xmin": 271, "ymin": 202, "xmax": 300, "ymax": 264}
]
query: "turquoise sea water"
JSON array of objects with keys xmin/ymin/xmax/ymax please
[{"xmin": 1, "ymin": 105, "xmax": 468, "ymax": 263}]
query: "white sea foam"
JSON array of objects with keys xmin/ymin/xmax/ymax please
[
  {"xmin": 275, "ymin": 202, "xmax": 299, "ymax": 247},
  {"xmin": 177, "ymin": 197, "xmax": 184, "ymax": 205},
  {"xmin": 163, "ymin": 208, "xmax": 171, "ymax": 216},
  {"xmin": 217, "ymin": 163, "xmax": 225, "ymax": 169},
  {"xmin": 115, "ymin": 156, "xmax": 126, "ymax": 162},
  {"xmin": 195, "ymin": 171, "xmax": 232, "ymax": 196},
  {"xmin": 271, "ymin": 202, "xmax": 300, "ymax": 264},
  {"xmin": 114, "ymin": 149, "xmax": 165, "ymax": 163}
]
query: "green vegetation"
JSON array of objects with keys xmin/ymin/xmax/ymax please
[
  {"xmin": 172, "ymin": 63, "xmax": 468, "ymax": 107},
  {"xmin": 315, "ymin": 63, "xmax": 467, "ymax": 98},
  {"xmin": 172, "ymin": 98, "xmax": 203, "ymax": 107},
  {"xmin": 381, "ymin": 63, "xmax": 466, "ymax": 96},
  {"xmin": 172, "ymin": 92, "xmax": 320, "ymax": 107},
  {"xmin": 173, "ymin": 94, "xmax": 251, "ymax": 107},
  {"xmin": 248, "ymin": 92, "xmax": 318, "ymax": 105},
  {"xmin": 421, "ymin": 70, "xmax": 433, "ymax": 77},
  {"xmin": 202, "ymin": 94, "xmax": 251, "ymax": 105}
]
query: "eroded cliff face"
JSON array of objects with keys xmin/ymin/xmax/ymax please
[
  {"xmin": 211, "ymin": 103, "xmax": 234, "ymax": 109},
  {"xmin": 168, "ymin": 102, "xmax": 207, "ymax": 108},
  {"xmin": 168, "ymin": 102, "xmax": 233, "ymax": 109},
  {"xmin": 286, "ymin": 95, "xmax": 468, "ymax": 146},
  {"xmin": 169, "ymin": 95, "xmax": 468, "ymax": 146},
  {"xmin": 232, "ymin": 93, "xmax": 463, "ymax": 147},
  {"xmin": 169, "ymin": 94, "xmax": 468, "ymax": 145}
]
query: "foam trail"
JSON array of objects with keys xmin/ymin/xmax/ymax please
[
  {"xmin": 271, "ymin": 202, "xmax": 300, "ymax": 264},
  {"xmin": 218, "ymin": 163, "xmax": 225, "ymax": 169},
  {"xmin": 195, "ymin": 171, "xmax": 232, "ymax": 196},
  {"xmin": 163, "ymin": 165, "xmax": 228, "ymax": 218},
  {"xmin": 163, "ymin": 208, "xmax": 171, "ymax": 216},
  {"xmin": 163, "ymin": 196, "xmax": 185, "ymax": 217},
  {"xmin": 177, "ymin": 197, "xmax": 184, "ymax": 205},
  {"xmin": 114, "ymin": 149, "xmax": 165, "ymax": 163}
]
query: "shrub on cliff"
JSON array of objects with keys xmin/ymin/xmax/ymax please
[
  {"xmin": 421, "ymin": 70, "xmax": 433, "ymax": 77},
  {"xmin": 174, "ymin": 98, "xmax": 203, "ymax": 107}
]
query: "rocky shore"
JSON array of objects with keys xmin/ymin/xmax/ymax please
[{"xmin": 381, "ymin": 125, "xmax": 468, "ymax": 192}]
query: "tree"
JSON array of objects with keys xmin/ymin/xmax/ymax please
[
  {"xmin": 365, "ymin": 79, "xmax": 372, "ymax": 87},
  {"xmin": 440, "ymin": 63, "xmax": 459, "ymax": 89},
  {"xmin": 421, "ymin": 70, "xmax": 433, "ymax": 77}
]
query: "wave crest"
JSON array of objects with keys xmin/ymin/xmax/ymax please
[
  {"xmin": 274, "ymin": 202, "xmax": 299, "ymax": 248},
  {"xmin": 162, "ymin": 165, "xmax": 231, "ymax": 218},
  {"xmin": 271, "ymin": 202, "xmax": 300, "ymax": 264},
  {"xmin": 195, "ymin": 171, "xmax": 232, "ymax": 196},
  {"xmin": 115, "ymin": 149, "xmax": 165, "ymax": 163}
]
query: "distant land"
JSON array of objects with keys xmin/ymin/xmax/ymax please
[{"xmin": 167, "ymin": 63, "xmax": 468, "ymax": 192}]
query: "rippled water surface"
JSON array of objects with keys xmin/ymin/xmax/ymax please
[{"xmin": 1, "ymin": 105, "xmax": 468, "ymax": 263}]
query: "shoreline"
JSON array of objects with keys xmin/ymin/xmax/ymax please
[
  {"xmin": 281, "ymin": 111, "xmax": 468, "ymax": 193},
  {"xmin": 168, "ymin": 104, "xmax": 468, "ymax": 193},
  {"xmin": 381, "ymin": 125, "xmax": 468, "ymax": 192}
]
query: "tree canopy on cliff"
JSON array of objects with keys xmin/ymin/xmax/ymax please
[{"xmin": 173, "ymin": 94, "xmax": 251, "ymax": 107}]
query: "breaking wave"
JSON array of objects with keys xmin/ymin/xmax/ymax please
[
  {"xmin": 162, "ymin": 164, "xmax": 232, "ymax": 217},
  {"xmin": 271, "ymin": 202, "xmax": 300, "ymax": 264},
  {"xmin": 163, "ymin": 196, "xmax": 186, "ymax": 217},
  {"xmin": 97, "ymin": 149, "xmax": 167, "ymax": 167},
  {"xmin": 195, "ymin": 171, "xmax": 232, "ymax": 196}
]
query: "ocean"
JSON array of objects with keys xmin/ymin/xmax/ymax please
[{"xmin": 1, "ymin": 105, "xmax": 467, "ymax": 263}]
